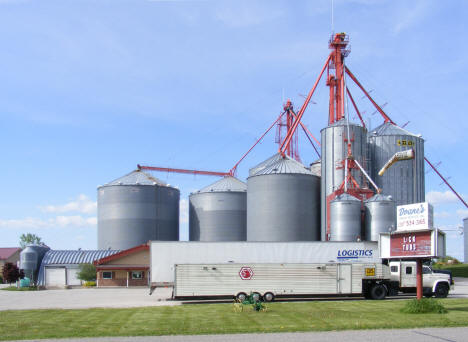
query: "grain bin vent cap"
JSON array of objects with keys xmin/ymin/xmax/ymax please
[
  {"xmin": 322, "ymin": 118, "xmax": 364, "ymax": 130},
  {"xmin": 249, "ymin": 153, "xmax": 313, "ymax": 177},
  {"xmin": 332, "ymin": 193, "xmax": 361, "ymax": 203},
  {"xmin": 365, "ymin": 194, "xmax": 393, "ymax": 203},
  {"xmin": 369, "ymin": 122, "xmax": 421, "ymax": 138},
  {"xmin": 103, "ymin": 170, "xmax": 167, "ymax": 187},
  {"xmin": 196, "ymin": 176, "xmax": 247, "ymax": 193}
]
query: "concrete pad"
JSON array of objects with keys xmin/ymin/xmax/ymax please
[{"xmin": 0, "ymin": 287, "xmax": 177, "ymax": 311}]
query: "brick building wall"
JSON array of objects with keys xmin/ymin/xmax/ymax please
[{"xmin": 97, "ymin": 270, "xmax": 147, "ymax": 287}]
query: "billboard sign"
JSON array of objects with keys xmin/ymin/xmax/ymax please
[
  {"xmin": 390, "ymin": 230, "xmax": 432, "ymax": 257},
  {"xmin": 397, "ymin": 202, "xmax": 433, "ymax": 231}
]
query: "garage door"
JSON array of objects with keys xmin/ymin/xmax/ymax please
[
  {"xmin": 66, "ymin": 268, "xmax": 82, "ymax": 286},
  {"xmin": 45, "ymin": 267, "xmax": 66, "ymax": 287}
]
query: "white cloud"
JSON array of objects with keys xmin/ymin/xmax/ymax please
[
  {"xmin": 426, "ymin": 190, "xmax": 460, "ymax": 205},
  {"xmin": 180, "ymin": 199, "xmax": 188, "ymax": 224},
  {"xmin": 0, "ymin": 215, "xmax": 97, "ymax": 229},
  {"xmin": 456, "ymin": 209, "xmax": 468, "ymax": 220},
  {"xmin": 41, "ymin": 194, "xmax": 96, "ymax": 214}
]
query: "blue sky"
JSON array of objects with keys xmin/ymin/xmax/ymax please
[{"xmin": 1, "ymin": 0, "xmax": 467, "ymax": 259}]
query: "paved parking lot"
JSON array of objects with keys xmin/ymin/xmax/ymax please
[{"xmin": 0, "ymin": 277, "xmax": 467, "ymax": 311}]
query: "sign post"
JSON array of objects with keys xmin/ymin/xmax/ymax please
[{"xmin": 380, "ymin": 202, "xmax": 445, "ymax": 300}]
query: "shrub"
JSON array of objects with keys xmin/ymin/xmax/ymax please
[
  {"xmin": 77, "ymin": 264, "xmax": 96, "ymax": 282},
  {"xmin": 83, "ymin": 281, "xmax": 96, "ymax": 287},
  {"xmin": 401, "ymin": 298, "xmax": 447, "ymax": 314},
  {"xmin": 2, "ymin": 263, "xmax": 24, "ymax": 285}
]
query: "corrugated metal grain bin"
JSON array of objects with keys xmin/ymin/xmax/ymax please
[
  {"xmin": 247, "ymin": 153, "xmax": 320, "ymax": 241},
  {"xmin": 321, "ymin": 120, "xmax": 368, "ymax": 240},
  {"xmin": 189, "ymin": 176, "xmax": 247, "ymax": 241},
  {"xmin": 368, "ymin": 122, "xmax": 425, "ymax": 207},
  {"xmin": 364, "ymin": 194, "xmax": 396, "ymax": 241},
  {"xmin": 329, "ymin": 193, "xmax": 362, "ymax": 241},
  {"xmin": 98, "ymin": 170, "xmax": 179, "ymax": 250}
]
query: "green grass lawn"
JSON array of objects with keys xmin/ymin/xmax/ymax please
[
  {"xmin": 1, "ymin": 299, "xmax": 468, "ymax": 341},
  {"xmin": 434, "ymin": 264, "xmax": 468, "ymax": 278}
]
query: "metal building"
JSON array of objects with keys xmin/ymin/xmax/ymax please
[
  {"xmin": 20, "ymin": 244, "xmax": 50, "ymax": 284},
  {"xmin": 247, "ymin": 153, "xmax": 320, "ymax": 241},
  {"xmin": 464, "ymin": 217, "xmax": 468, "ymax": 263},
  {"xmin": 321, "ymin": 120, "xmax": 368, "ymax": 240},
  {"xmin": 37, "ymin": 249, "xmax": 119, "ymax": 288},
  {"xmin": 368, "ymin": 122, "xmax": 425, "ymax": 207},
  {"xmin": 364, "ymin": 194, "xmax": 396, "ymax": 241},
  {"xmin": 189, "ymin": 176, "xmax": 247, "ymax": 241},
  {"xmin": 98, "ymin": 170, "xmax": 180, "ymax": 250},
  {"xmin": 329, "ymin": 193, "xmax": 362, "ymax": 241}
]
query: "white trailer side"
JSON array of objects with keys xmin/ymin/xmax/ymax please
[
  {"xmin": 150, "ymin": 241, "xmax": 379, "ymax": 286},
  {"xmin": 174, "ymin": 263, "xmax": 389, "ymax": 299}
]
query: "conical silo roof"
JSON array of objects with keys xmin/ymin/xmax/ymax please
[
  {"xmin": 332, "ymin": 193, "xmax": 361, "ymax": 202},
  {"xmin": 103, "ymin": 170, "xmax": 167, "ymax": 186},
  {"xmin": 365, "ymin": 194, "xmax": 393, "ymax": 203},
  {"xmin": 197, "ymin": 176, "xmax": 247, "ymax": 193},
  {"xmin": 369, "ymin": 122, "xmax": 420, "ymax": 137},
  {"xmin": 249, "ymin": 153, "xmax": 313, "ymax": 177}
]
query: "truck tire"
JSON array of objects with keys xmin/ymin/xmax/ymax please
[
  {"xmin": 236, "ymin": 292, "xmax": 247, "ymax": 302},
  {"xmin": 434, "ymin": 283, "xmax": 449, "ymax": 298},
  {"xmin": 369, "ymin": 284, "xmax": 386, "ymax": 300},
  {"xmin": 263, "ymin": 292, "xmax": 275, "ymax": 302}
]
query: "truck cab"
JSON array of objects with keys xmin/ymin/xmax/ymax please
[{"xmin": 388, "ymin": 261, "xmax": 453, "ymax": 298}]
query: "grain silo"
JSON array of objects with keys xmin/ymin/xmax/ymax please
[
  {"xmin": 464, "ymin": 217, "xmax": 468, "ymax": 263},
  {"xmin": 189, "ymin": 176, "xmax": 247, "ymax": 241},
  {"xmin": 368, "ymin": 122, "xmax": 425, "ymax": 206},
  {"xmin": 329, "ymin": 193, "xmax": 362, "ymax": 241},
  {"xmin": 20, "ymin": 244, "xmax": 50, "ymax": 284},
  {"xmin": 247, "ymin": 153, "xmax": 320, "ymax": 241},
  {"xmin": 364, "ymin": 194, "xmax": 396, "ymax": 241},
  {"xmin": 98, "ymin": 170, "xmax": 179, "ymax": 250},
  {"xmin": 321, "ymin": 120, "xmax": 368, "ymax": 240}
]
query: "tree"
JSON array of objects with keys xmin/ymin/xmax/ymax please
[
  {"xmin": 2, "ymin": 262, "xmax": 24, "ymax": 286},
  {"xmin": 76, "ymin": 264, "xmax": 96, "ymax": 282},
  {"xmin": 19, "ymin": 233, "xmax": 43, "ymax": 249}
]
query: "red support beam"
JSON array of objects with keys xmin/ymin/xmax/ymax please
[
  {"xmin": 425, "ymin": 157, "xmax": 468, "ymax": 208},
  {"xmin": 280, "ymin": 55, "xmax": 331, "ymax": 155},
  {"xmin": 137, "ymin": 165, "xmax": 230, "ymax": 177},
  {"xmin": 229, "ymin": 111, "xmax": 286, "ymax": 176},
  {"xmin": 346, "ymin": 87, "xmax": 366, "ymax": 129},
  {"xmin": 345, "ymin": 67, "xmax": 395, "ymax": 124}
]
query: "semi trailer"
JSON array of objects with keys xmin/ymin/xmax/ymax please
[{"xmin": 173, "ymin": 261, "xmax": 452, "ymax": 301}]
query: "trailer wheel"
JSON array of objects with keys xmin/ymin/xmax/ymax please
[
  {"xmin": 252, "ymin": 292, "xmax": 262, "ymax": 302},
  {"xmin": 434, "ymin": 283, "xmax": 449, "ymax": 298},
  {"xmin": 236, "ymin": 292, "xmax": 247, "ymax": 302},
  {"xmin": 263, "ymin": 292, "xmax": 275, "ymax": 302},
  {"xmin": 369, "ymin": 284, "xmax": 386, "ymax": 300}
]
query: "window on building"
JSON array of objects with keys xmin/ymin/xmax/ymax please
[
  {"xmin": 132, "ymin": 271, "xmax": 143, "ymax": 279},
  {"xmin": 390, "ymin": 266, "xmax": 398, "ymax": 273},
  {"xmin": 405, "ymin": 267, "xmax": 412, "ymax": 275},
  {"xmin": 102, "ymin": 271, "xmax": 112, "ymax": 279}
]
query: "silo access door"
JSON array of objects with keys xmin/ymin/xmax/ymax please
[{"xmin": 338, "ymin": 264, "xmax": 352, "ymax": 293}]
